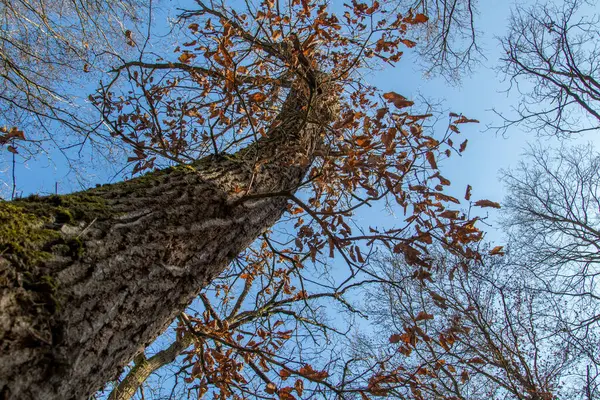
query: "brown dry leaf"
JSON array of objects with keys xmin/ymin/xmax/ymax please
[
  {"xmin": 280, "ymin": 369, "xmax": 292, "ymax": 380},
  {"xmin": 278, "ymin": 387, "xmax": 296, "ymax": 400},
  {"xmin": 474, "ymin": 199, "xmax": 501, "ymax": 209},
  {"xmin": 399, "ymin": 332, "xmax": 416, "ymax": 345},
  {"xmin": 461, "ymin": 370, "xmax": 470, "ymax": 383},
  {"xmin": 415, "ymin": 311, "xmax": 434, "ymax": 321},
  {"xmin": 467, "ymin": 357, "xmax": 486, "ymax": 365},
  {"xmin": 439, "ymin": 210, "xmax": 459, "ymax": 219},
  {"xmin": 265, "ymin": 382, "xmax": 277, "ymax": 394},
  {"xmin": 298, "ymin": 364, "xmax": 329, "ymax": 381},
  {"xmin": 414, "ymin": 13, "xmax": 429, "ymax": 23},
  {"xmin": 356, "ymin": 136, "xmax": 371, "ymax": 147},
  {"xmin": 124, "ymin": 30, "xmax": 135, "ymax": 47},
  {"xmin": 383, "ymin": 92, "xmax": 414, "ymax": 109},
  {"xmin": 376, "ymin": 108, "xmax": 387, "ymax": 119},
  {"xmin": 489, "ymin": 246, "xmax": 505, "ymax": 256},
  {"xmin": 426, "ymin": 151, "xmax": 437, "ymax": 169},
  {"xmin": 9, "ymin": 127, "xmax": 25, "ymax": 139},
  {"xmin": 389, "ymin": 334, "xmax": 402, "ymax": 343},
  {"xmin": 294, "ymin": 379, "xmax": 304, "ymax": 397},
  {"xmin": 464, "ymin": 184, "xmax": 472, "ymax": 201},
  {"xmin": 178, "ymin": 52, "xmax": 196, "ymax": 64},
  {"xmin": 355, "ymin": 246, "xmax": 365, "ymax": 263},
  {"xmin": 0, "ymin": 127, "xmax": 25, "ymax": 144},
  {"xmin": 400, "ymin": 39, "xmax": 417, "ymax": 48},
  {"xmin": 455, "ymin": 116, "xmax": 480, "ymax": 124},
  {"xmin": 430, "ymin": 291, "xmax": 446, "ymax": 303},
  {"xmin": 416, "ymin": 233, "xmax": 432, "ymax": 244},
  {"xmin": 251, "ymin": 92, "xmax": 267, "ymax": 102}
]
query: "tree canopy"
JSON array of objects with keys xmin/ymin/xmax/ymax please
[{"xmin": 2, "ymin": 0, "xmax": 599, "ymax": 399}]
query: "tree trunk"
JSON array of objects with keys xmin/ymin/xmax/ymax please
[{"xmin": 0, "ymin": 81, "xmax": 338, "ymax": 399}]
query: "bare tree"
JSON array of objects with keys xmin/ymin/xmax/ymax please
[
  {"xmin": 353, "ymin": 143, "xmax": 600, "ymax": 397},
  {"xmin": 501, "ymin": 144, "xmax": 600, "ymax": 396},
  {"xmin": 494, "ymin": 0, "xmax": 600, "ymax": 137},
  {"xmin": 502, "ymin": 144, "xmax": 600, "ymax": 270},
  {"xmin": 0, "ymin": 0, "xmax": 144, "ymax": 130},
  {"xmin": 358, "ymin": 250, "xmax": 593, "ymax": 399}
]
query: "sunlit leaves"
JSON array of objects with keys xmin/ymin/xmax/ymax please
[
  {"xmin": 0, "ymin": 127, "xmax": 25, "ymax": 143},
  {"xmin": 1, "ymin": 126, "xmax": 25, "ymax": 154},
  {"xmin": 265, "ymin": 382, "xmax": 277, "ymax": 394},
  {"xmin": 124, "ymin": 30, "xmax": 135, "ymax": 47}
]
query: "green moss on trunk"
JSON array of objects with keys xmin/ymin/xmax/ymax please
[
  {"xmin": 0, "ymin": 203, "xmax": 59, "ymax": 266},
  {"xmin": 0, "ymin": 191, "xmax": 114, "ymax": 316}
]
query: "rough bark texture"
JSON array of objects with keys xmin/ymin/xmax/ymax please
[{"xmin": 0, "ymin": 81, "xmax": 338, "ymax": 399}]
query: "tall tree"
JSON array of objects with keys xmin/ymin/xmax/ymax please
[
  {"xmin": 0, "ymin": 1, "xmax": 482, "ymax": 399},
  {"xmin": 103, "ymin": 234, "xmax": 369, "ymax": 399},
  {"xmin": 409, "ymin": 0, "xmax": 480, "ymax": 81},
  {"xmin": 495, "ymin": 0, "xmax": 600, "ymax": 136}
]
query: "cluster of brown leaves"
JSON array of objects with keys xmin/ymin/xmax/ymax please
[
  {"xmin": 166, "ymin": 236, "xmax": 348, "ymax": 399},
  {"xmin": 0, "ymin": 126, "xmax": 25, "ymax": 154}
]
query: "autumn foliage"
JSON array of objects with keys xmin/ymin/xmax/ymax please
[{"xmin": 89, "ymin": 0, "xmax": 493, "ymax": 398}]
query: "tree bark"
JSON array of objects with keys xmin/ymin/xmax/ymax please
[{"xmin": 0, "ymin": 80, "xmax": 338, "ymax": 399}]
